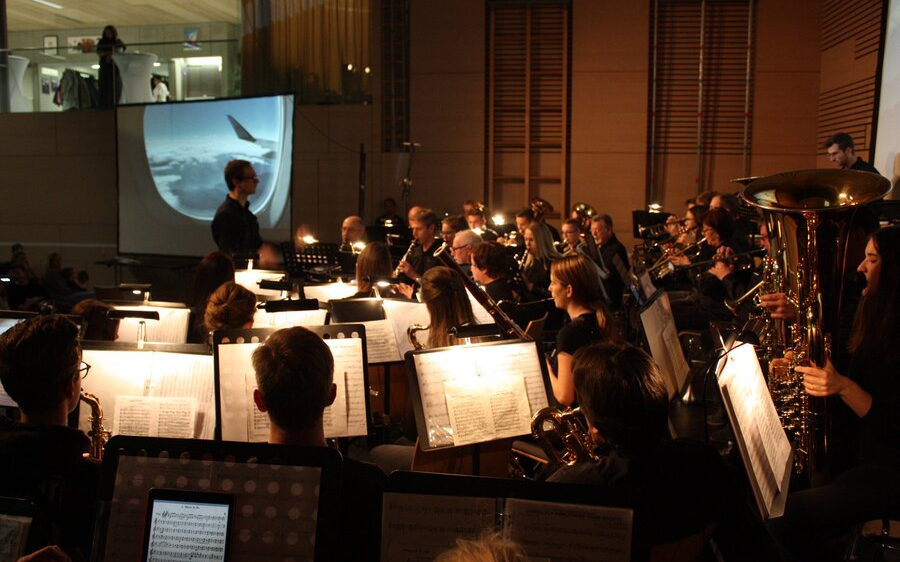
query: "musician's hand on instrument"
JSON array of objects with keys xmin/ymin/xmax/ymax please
[
  {"xmin": 796, "ymin": 358, "xmax": 845, "ymax": 397},
  {"xmin": 709, "ymin": 260, "xmax": 733, "ymax": 280},
  {"xmin": 396, "ymin": 260, "xmax": 416, "ymax": 279},
  {"xmin": 759, "ymin": 292, "xmax": 797, "ymax": 321},
  {"xmin": 670, "ymin": 254, "xmax": 691, "ymax": 266},
  {"xmin": 397, "ymin": 283, "xmax": 415, "ymax": 300}
]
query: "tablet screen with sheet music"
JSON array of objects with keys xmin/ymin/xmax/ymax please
[{"xmin": 143, "ymin": 489, "xmax": 234, "ymax": 562}]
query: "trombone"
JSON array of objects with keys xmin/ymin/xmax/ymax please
[{"xmin": 646, "ymin": 236, "xmax": 707, "ymax": 279}]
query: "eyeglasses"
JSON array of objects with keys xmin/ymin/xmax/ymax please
[
  {"xmin": 441, "ymin": 231, "xmax": 456, "ymax": 238},
  {"xmin": 241, "ymin": 175, "xmax": 260, "ymax": 182},
  {"xmin": 77, "ymin": 361, "xmax": 91, "ymax": 380},
  {"xmin": 451, "ymin": 244, "xmax": 470, "ymax": 252}
]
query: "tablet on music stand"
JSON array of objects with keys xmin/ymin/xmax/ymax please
[{"xmin": 141, "ymin": 489, "xmax": 234, "ymax": 562}]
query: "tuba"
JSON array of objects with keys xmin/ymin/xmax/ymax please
[
  {"xmin": 79, "ymin": 392, "xmax": 110, "ymax": 460},
  {"xmin": 741, "ymin": 169, "xmax": 891, "ymax": 486},
  {"xmin": 531, "ymin": 407, "xmax": 599, "ymax": 467}
]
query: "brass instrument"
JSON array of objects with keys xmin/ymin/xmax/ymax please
[
  {"xmin": 646, "ymin": 236, "xmax": 707, "ymax": 280},
  {"xmin": 530, "ymin": 197, "xmax": 554, "ymax": 221},
  {"xmin": 725, "ymin": 278, "xmax": 765, "ymax": 316},
  {"xmin": 672, "ymin": 247, "xmax": 766, "ymax": 274},
  {"xmin": 407, "ymin": 323, "xmax": 430, "ymax": 350},
  {"xmin": 638, "ymin": 217, "xmax": 687, "ymax": 238},
  {"xmin": 741, "ymin": 169, "xmax": 891, "ymax": 486},
  {"xmin": 570, "ymin": 202, "xmax": 596, "ymax": 230},
  {"xmin": 79, "ymin": 392, "xmax": 110, "ymax": 460},
  {"xmin": 531, "ymin": 407, "xmax": 599, "ymax": 467}
]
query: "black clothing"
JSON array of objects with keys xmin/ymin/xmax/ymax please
[
  {"xmin": 851, "ymin": 157, "xmax": 880, "ymax": 175},
  {"xmin": 478, "ymin": 227, "xmax": 499, "ymax": 242},
  {"xmin": 375, "ymin": 212, "xmax": 406, "ymax": 228},
  {"xmin": 482, "ymin": 278, "xmax": 516, "ymax": 303},
  {"xmin": 0, "ymin": 417, "xmax": 100, "ymax": 558},
  {"xmin": 97, "ymin": 36, "xmax": 124, "ymax": 109},
  {"xmin": 556, "ymin": 312, "xmax": 604, "ymax": 356},
  {"xmin": 6, "ymin": 280, "xmax": 48, "ymax": 311},
  {"xmin": 338, "ymin": 458, "xmax": 387, "ymax": 562},
  {"xmin": 522, "ymin": 258, "xmax": 551, "ymax": 299},
  {"xmin": 211, "ymin": 196, "xmax": 263, "ymax": 257},
  {"xmin": 407, "ymin": 239, "xmax": 441, "ymax": 278},
  {"xmin": 599, "ymin": 234, "xmax": 629, "ymax": 310}
]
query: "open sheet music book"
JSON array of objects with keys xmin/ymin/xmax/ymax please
[
  {"xmin": 716, "ymin": 343, "xmax": 793, "ymax": 519},
  {"xmin": 382, "ymin": 492, "xmax": 632, "ymax": 562},
  {"xmin": 80, "ymin": 344, "xmax": 214, "ymax": 439},
  {"xmin": 215, "ymin": 326, "xmax": 370, "ymax": 440},
  {"xmin": 407, "ymin": 340, "xmax": 551, "ymax": 450}
]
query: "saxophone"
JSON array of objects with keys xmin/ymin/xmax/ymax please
[
  {"xmin": 407, "ymin": 324, "xmax": 430, "ymax": 350},
  {"xmin": 79, "ymin": 392, "xmax": 111, "ymax": 460}
]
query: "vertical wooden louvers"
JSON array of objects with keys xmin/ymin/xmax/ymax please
[
  {"xmin": 382, "ymin": 0, "xmax": 410, "ymax": 152},
  {"xmin": 486, "ymin": 0, "xmax": 571, "ymax": 218},
  {"xmin": 647, "ymin": 0, "xmax": 755, "ymax": 200},
  {"xmin": 816, "ymin": 0, "xmax": 882, "ymax": 153}
]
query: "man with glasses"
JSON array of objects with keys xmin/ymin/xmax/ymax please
[
  {"xmin": 212, "ymin": 159, "xmax": 264, "ymax": 258},
  {"xmin": 450, "ymin": 229, "xmax": 482, "ymax": 279},
  {"xmin": 0, "ymin": 315, "xmax": 100, "ymax": 559}
]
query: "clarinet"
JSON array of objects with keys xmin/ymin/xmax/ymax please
[
  {"xmin": 394, "ymin": 240, "xmax": 417, "ymax": 278},
  {"xmin": 433, "ymin": 243, "xmax": 530, "ymax": 340}
]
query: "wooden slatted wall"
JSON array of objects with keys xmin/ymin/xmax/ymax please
[
  {"xmin": 648, "ymin": 0, "xmax": 755, "ymax": 194},
  {"xmin": 816, "ymin": 0, "xmax": 882, "ymax": 154},
  {"xmin": 382, "ymin": 0, "xmax": 410, "ymax": 152},
  {"xmin": 487, "ymin": 0, "xmax": 571, "ymax": 217}
]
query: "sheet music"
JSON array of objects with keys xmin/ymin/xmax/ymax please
[
  {"xmin": 115, "ymin": 305, "xmax": 191, "ymax": 344},
  {"xmin": 218, "ymin": 336, "xmax": 368, "ymax": 441},
  {"xmin": 383, "ymin": 300, "xmax": 430, "ymax": 357},
  {"xmin": 718, "ymin": 345, "xmax": 792, "ymax": 512},
  {"xmin": 253, "ymin": 308, "xmax": 328, "ymax": 328},
  {"xmin": 413, "ymin": 342, "xmax": 548, "ymax": 449},
  {"xmin": 303, "ymin": 282, "xmax": 358, "ymax": 302},
  {"xmin": 465, "ymin": 287, "xmax": 493, "ymax": 325},
  {"xmin": 381, "ymin": 493, "xmax": 496, "ymax": 562},
  {"xmin": 0, "ymin": 514, "xmax": 31, "ymax": 562},
  {"xmin": 0, "ymin": 382, "xmax": 18, "ymax": 408},
  {"xmin": 503, "ymin": 499, "xmax": 632, "ymax": 562},
  {"xmin": 443, "ymin": 375, "xmax": 531, "ymax": 446},
  {"xmin": 359, "ymin": 319, "xmax": 402, "ymax": 363},
  {"xmin": 325, "ymin": 337, "xmax": 367, "ymax": 437},
  {"xmin": 80, "ymin": 350, "xmax": 152, "ymax": 435},
  {"xmin": 105, "ymin": 455, "xmax": 322, "ymax": 562},
  {"xmin": 112, "ymin": 396, "xmax": 197, "ymax": 438},
  {"xmin": 146, "ymin": 500, "xmax": 228, "ymax": 562},
  {"xmin": 640, "ymin": 294, "xmax": 689, "ymax": 399},
  {"xmin": 148, "ymin": 353, "xmax": 215, "ymax": 439}
]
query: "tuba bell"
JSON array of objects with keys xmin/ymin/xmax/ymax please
[{"xmin": 741, "ymin": 169, "xmax": 891, "ymax": 486}]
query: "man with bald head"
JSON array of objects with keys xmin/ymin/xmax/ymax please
[{"xmin": 341, "ymin": 215, "xmax": 366, "ymax": 251}]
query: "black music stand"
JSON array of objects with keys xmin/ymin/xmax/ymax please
[
  {"xmin": 97, "ymin": 436, "xmax": 342, "ymax": 562},
  {"xmin": 281, "ymin": 242, "xmax": 340, "ymax": 281},
  {"xmin": 329, "ymin": 298, "xmax": 386, "ymax": 323}
]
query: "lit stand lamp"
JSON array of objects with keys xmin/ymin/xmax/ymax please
[{"xmin": 107, "ymin": 309, "xmax": 160, "ymax": 350}]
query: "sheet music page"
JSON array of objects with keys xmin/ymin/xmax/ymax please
[
  {"xmin": 105, "ymin": 456, "xmax": 323, "ymax": 562},
  {"xmin": 112, "ymin": 396, "xmax": 197, "ymax": 438},
  {"xmin": 383, "ymin": 299, "xmax": 430, "ymax": 357},
  {"xmin": 470, "ymin": 342, "xmax": 549, "ymax": 416},
  {"xmin": 502, "ymin": 498, "xmax": 632, "ymax": 562},
  {"xmin": 719, "ymin": 345, "xmax": 791, "ymax": 491},
  {"xmin": 115, "ymin": 305, "xmax": 191, "ymax": 344},
  {"xmin": 465, "ymin": 287, "xmax": 493, "ymax": 325},
  {"xmin": 145, "ymin": 499, "xmax": 229, "ymax": 561},
  {"xmin": 0, "ymin": 382, "xmax": 18, "ymax": 408},
  {"xmin": 413, "ymin": 348, "xmax": 477, "ymax": 448},
  {"xmin": 381, "ymin": 493, "xmax": 497, "ymax": 562},
  {"xmin": 360, "ymin": 319, "xmax": 403, "ymax": 363},
  {"xmin": 0, "ymin": 514, "xmax": 31, "ymax": 561},
  {"xmin": 324, "ymin": 337, "xmax": 367, "ymax": 438},
  {"xmin": 303, "ymin": 282, "xmax": 358, "ymax": 302},
  {"xmin": 443, "ymin": 375, "xmax": 531, "ymax": 446},
  {"xmin": 217, "ymin": 343, "xmax": 261, "ymax": 442},
  {"xmin": 147, "ymin": 352, "xmax": 216, "ymax": 439},
  {"xmin": 253, "ymin": 308, "xmax": 328, "ymax": 328},
  {"xmin": 80, "ymin": 350, "xmax": 152, "ymax": 436}
]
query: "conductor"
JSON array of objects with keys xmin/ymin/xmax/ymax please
[{"xmin": 211, "ymin": 159, "xmax": 264, "ymax": 258}]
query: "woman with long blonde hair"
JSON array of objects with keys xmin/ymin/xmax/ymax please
[{"xmin": 522, "ymin": 222, "xmax": 565, "ymax": 298}]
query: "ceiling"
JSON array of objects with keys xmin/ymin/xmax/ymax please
[{"xmin": 6, "ymin": 0, "xmax": 241, "ymax": 31}]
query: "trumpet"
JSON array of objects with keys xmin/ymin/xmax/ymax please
[
  {"xmin": 672, "ymin": 247, "xmax": 766, "ymax": 274},
  {"xmin": 646, "ymin": 236, "xmax": 707, "ymax": 279},
  {"xmin": 638, "ymin": 217, "xmax": 686, "ymax": 238}
]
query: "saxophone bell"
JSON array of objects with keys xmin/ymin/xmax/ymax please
[{"xmin": 407, "ymin": 324, "xmax": 430, "ymax": 350}]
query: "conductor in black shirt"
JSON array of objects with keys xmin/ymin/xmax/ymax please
[{"xmin": 211, "ymin": 159, "xmax": 264, "ymax": 257}]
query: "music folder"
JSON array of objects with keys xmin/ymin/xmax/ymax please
[
  {"xmin": 638, "ymin": 290, "xmax": 691, "ymax": 399},
  {"xmin": 405, "ymin": 339, "xmax": 551, "ymax": 451}
]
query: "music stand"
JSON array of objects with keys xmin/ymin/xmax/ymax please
[
  {"xmin": 281, "ymin": 242, "xmax": 341, "ymax": 280},
  {"xmin": 97, "ymin": 435, "xmax": 342, "ymax": 562},
  {"xmin": 329, "ymin": 298, "xmax": 386, "ymax": 323}
]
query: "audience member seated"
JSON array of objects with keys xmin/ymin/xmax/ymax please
[
  {"xmin": 203, "ymin": 281, "xmax": 256, "ymax": 337},
  {"xmin": 0, "ymin": 315, "xmax": 100, "ymax": 559},
  {"xmin": 189, "ymin": 252, "xmax": 235, "ymax": 343},
  {"xmin": 6, "ymin": 266, "xmax": 49, "ymax": 311},
  {"xmin": 471, "ymin": 242, "xmax": 517, "ymax": 303},
  {"xmin": 41, "ymin": 253, "xmax": 93, "ymax": 309},
  {"xmin": 251, "ymin": 326, "xmax": 385, "ymax": 562},
  {"xmin": 70, "ymin": 299, "xmax": 119, "ymax": 341}
]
